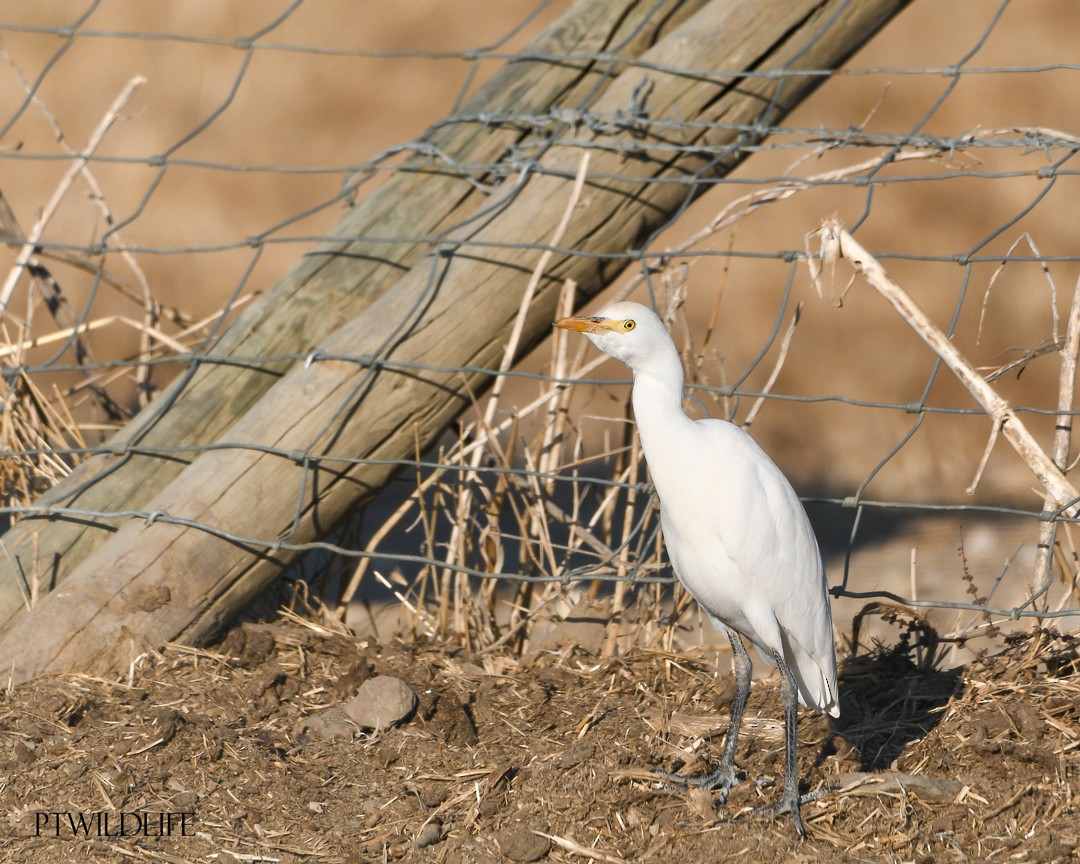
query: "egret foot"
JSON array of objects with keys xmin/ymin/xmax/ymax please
[
  {"xmin": 753, "ymin": 788, "xmax": 822, "ymax": 838},
  {"xmin": 654, "ymin": 762, "xmax": 740, "ymax": 804},
  {"xmin": 655, "ymin": 628, "xmax": 750, "ymax": 806}
]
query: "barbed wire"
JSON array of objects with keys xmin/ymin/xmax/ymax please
[{"xmin": 1, "ymin": 0, "xmax": 1079, "ymax": 651}]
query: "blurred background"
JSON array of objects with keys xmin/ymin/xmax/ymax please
[{"xmin": 1, "ymin": 0, "xmax": 1079, "ymax": 654}]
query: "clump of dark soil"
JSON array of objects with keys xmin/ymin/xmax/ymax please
[{"xmin": 1, "ymin": 619, "xmax": 1077, "ymax": 863}]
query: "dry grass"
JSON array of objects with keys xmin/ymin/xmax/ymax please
[
  {"xmin": 331, "ymin": 193, "xmax": 1080, "ymax": 664},
  {"xmin": 0, "ymin": 56, "xmax": 255, "ymax": 517},
  {"xmin": 1, "ymin": 615, "xmax": 1077, "ymax": 862},
  {"xmin": 3, "ymin": 5, "xmax": 1080, "ymax": 862},
  {"xmin": 1, "ymin": 4, "xmax": 1079, "ymax": 662}
]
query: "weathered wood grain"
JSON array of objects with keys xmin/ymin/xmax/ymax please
[
  {"xmin": 0, "ymin": 0, "xmax": 911, "ymax": 681},
  {"xmin": 0, "ymin": 0, "xmax": 706, "ymax": 632}
]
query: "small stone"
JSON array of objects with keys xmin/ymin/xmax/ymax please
[
  {"xmin": 412, "ymin": 817, "xmax": 443, "ymax": 849},
  {"xmin": 344, "ymin": 676, "xmax": 417, "ymax": 731},
  {"xmin": 497, "ymin": 825, "xmax": 551, "ymax": 862}
]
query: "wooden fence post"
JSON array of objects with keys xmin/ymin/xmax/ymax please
[{"xmin": 0, "ymin": 0, "xmax": 910, "ymax": 681}]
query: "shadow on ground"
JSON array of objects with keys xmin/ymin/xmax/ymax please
[{"xmin": 826, "ymin": 619, "xmax": 965, "ymax": 771}]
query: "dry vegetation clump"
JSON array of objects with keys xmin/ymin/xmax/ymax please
[
  {"xmin": 1, "ymin": 614, "xmax": 1077, "ymax": 863},
  {"xmin": 2, "ymin": 7, "xmax": 1080, "ymax": 859}
]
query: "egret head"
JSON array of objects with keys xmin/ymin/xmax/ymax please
[{"xmin": 553, "ymin": 301, "xmax": 673, "ymax": 372}]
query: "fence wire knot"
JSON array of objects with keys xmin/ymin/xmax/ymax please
[{"xmin": 144, "ymin": 510, "xmax": 169, "ymax": 526}]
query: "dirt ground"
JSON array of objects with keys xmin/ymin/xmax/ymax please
[{"xmin": 1, "ymin": 616, "xmax": 1078, "ymax": 864}]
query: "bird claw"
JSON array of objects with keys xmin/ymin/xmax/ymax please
[
  {"xmin": 658, "ymin": 767, "xmax": 827, "ymax": 838},
  {"xmin": 752, "ymin": 788, "xmax": 824, "ymax": 839},
  {"xmin": 654, "ymin": 764, "xmax": 741, "ymax": 804},
  {"xmin": 756, "ymin": 799, "xmax": 805, "ymax": 838}
]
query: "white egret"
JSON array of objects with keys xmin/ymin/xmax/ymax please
[{"xmin": 555, "ymin": 300, "xmax": 838, "ymax": 836}]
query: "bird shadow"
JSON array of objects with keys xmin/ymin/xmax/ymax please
[{"xmin": 818, "ymin": 608, "xmax": 965, "ymax": 771}]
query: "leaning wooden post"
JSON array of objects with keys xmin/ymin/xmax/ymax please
[
  {"xmin": 0, "ymin": 0, "xmax": 911, "ymax": 682},
  {"xmin": 0, "ymin": 0, "xmax": 706, "ymax": 632}
]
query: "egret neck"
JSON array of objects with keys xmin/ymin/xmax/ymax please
[{"xmin": 626, "ymin": 336, "xmax": 695, "ymax": 498}]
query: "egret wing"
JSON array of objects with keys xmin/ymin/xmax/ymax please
[{"xmin": 650, "ymin": 418, "xmax": 838, "ymax": 715}]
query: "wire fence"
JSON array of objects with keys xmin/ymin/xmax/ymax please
[{"xmin": 1, "ymin": 0, "xmax": 1079, "ymax": 660}]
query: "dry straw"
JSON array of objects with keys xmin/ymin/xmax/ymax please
[{"xmin": 2, "ymin": 38, "xmax": 1078, "ymax": 659}]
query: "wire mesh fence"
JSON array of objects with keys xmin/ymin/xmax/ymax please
[{"xmin": 1, "ymin": 0, "xmax": 1079, "ymax": 664}]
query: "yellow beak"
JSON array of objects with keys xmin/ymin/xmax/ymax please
[{"xmin": 553, "ymin": 315, "xmax": 618, "ymax": 334}]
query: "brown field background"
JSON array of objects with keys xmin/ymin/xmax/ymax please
[{"xmin": 2, "ymin": 0, "xmax": 1080, "ymax": 644}]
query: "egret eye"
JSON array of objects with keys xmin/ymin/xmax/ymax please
[{"xmin": 623, "ymin": 319, "xmax": 636, "ymax": 331}]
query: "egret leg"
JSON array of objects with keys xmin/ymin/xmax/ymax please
[
  {"xmin": 656, "ymin": 627, "xmax": 751, "ymax": 804},
  {"xmin": 766, "ymin": 649, "xmax": 806, "ymax": 838}
]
